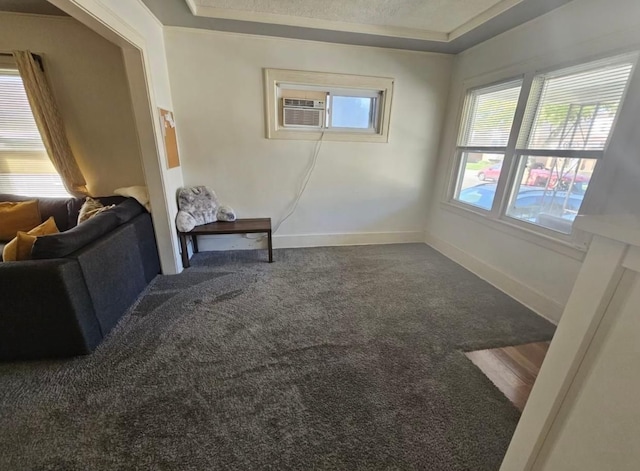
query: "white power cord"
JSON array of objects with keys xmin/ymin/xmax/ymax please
[
  {"xmin": 273, "ymin": 132, "xmax": 325, "ymax": 234},
  {"xmin": 246, "ymin": 132, "xmax": 325, "ymax": 241}
]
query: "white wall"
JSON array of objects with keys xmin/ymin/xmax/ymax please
[
  {"xmin": 50, "ymin": 0, "xmax": 186, "ymax": 274},
  {"xmin": 164, "ymin": 28, "xmax": 453, "ymax": 250},
  {"xmin": 0, "ymin": 12, "xmax": 144, "ymax": 196},
  {"xmin": 532, "ymin": 268, "xmax": 640, "ymax": 471},
  {"xmin": 499, "ymin": 217, "xmax": 640, "ymax": 471},
  {"xmin": 426, "ymin": 0, "xmax": 640, "ymax": 322}
]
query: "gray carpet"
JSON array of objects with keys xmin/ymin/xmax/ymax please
[{"xmin": 0, "ymin": 244, "xmax": 555, "ymax": 470}]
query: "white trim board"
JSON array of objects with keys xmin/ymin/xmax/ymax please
[
  {"xmin": 274, "ymin": 231, "xmax": 425, "ymax": 248},
  {"xmin": 186, "ymin": 0, "xmax": 523, "ymax": 42},
  {"xmin": 188, "ymin": 230, "xmax": 425, "ymax": 252},
  {"xmin": 164, "ymin": 25, "xmax": 452, "ymax": 57},
  {"xmin": 425, "ymin": 232, "xmax": 564, "ymax": 324}
]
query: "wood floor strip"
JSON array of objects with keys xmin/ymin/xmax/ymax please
[{"xmin": 465, "ymin": 341, "xmax": 550, "ymax": 412}]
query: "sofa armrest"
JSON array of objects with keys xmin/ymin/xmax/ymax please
[
  {"xmin": 70, "ymin": 223, "xmax": 147, "ymax": 336},
  {"xmin": 0, "ymin": 259, "xmax": 103, "ymax": 360}
]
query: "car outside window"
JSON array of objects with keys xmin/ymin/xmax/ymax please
[{"xmin": 450, "ymin": 53, "xmax": 637, "ymax": 238}]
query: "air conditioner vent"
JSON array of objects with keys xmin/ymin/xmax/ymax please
[
  {"xmin": 283, "ymin": 108, "xmax": 323, "ymax": 127},
  {"xmin": 283, "ymin": 98, "xmax": 325, "ymax": 109}
]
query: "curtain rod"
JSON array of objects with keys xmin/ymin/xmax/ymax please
[{"xmin": 0, "ymin": 52, "xmax": 44, "ymax": 71}]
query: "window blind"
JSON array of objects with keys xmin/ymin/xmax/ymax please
[
  {"xmin": 0, "ymin": 71, "xmax": 46, "ymax": 152},
  {"xmin": 0, "ymin": 69, "xmax": 68, "ymax": 197},
  {"xmin": 519, "ymin": 57, "xmax": 636, "ymax": 151},
  {"xmin": 458, "ymin": 80, "xmax": 522, "ymax": 148}
]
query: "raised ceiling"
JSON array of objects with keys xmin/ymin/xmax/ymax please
[
  {"xmin": 186, "ymin": 0, "xmax": 523, "ymax": 41},
  {"xmin": 0, "ymin": 0, "xmax": 570, "ymax": 47},
  {"xmin": 149, "ymin": 0, "xmax": 573, "ymax": 53},
  {"xmin": 0, "ymin": 0, "xmax": 575, "ymax": 52}
]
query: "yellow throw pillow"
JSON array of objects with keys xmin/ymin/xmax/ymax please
[
  {"xmin": 0, "ymin": 200, "xmax": 41, "ymax": 241},
  {"xmin": 2, "ymin": 216, "xmax": 59, "ymax": 261}
]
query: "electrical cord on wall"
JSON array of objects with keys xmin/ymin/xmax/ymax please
[
  {"xmin": 273, "ymin": 132, "xmax": 325, "ymax": 234},
  {"xmin": 246, "ymin": 132, "xmax": 325, "ymax": 241}
]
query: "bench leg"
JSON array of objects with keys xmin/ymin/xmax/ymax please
[
  {"xmin": 192, "ymin": 235, "xmax": 199, "ymax": 253},
  {"xmin": 179, "ymin": 233, "xmax": 190, "ymax": 269},
  {"xmin": 267, "ymin": 230, "xmax": 273, "ymax": 263}
]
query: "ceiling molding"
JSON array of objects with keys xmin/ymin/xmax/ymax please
[
  {"xmin": 185, "ymin": 0, "xmax": 198, "ymax": 15},
  {"xmin": 185, "ymin": 0, "xmax": 528, "ymax": 42},
  {"xmin": 448, "ymin": 0, "xmax": 522, "ymax": 41},
  {"xmin": 141, "ymin": 0, "xmax": 574, "ymax": 54},
  {"xmin": 187, "ymin": 1, "xmax": 450, "ymax": 42}
]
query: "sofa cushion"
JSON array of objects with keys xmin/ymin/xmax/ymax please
[
  {"xmin": 0, "ymin": 193, "xmax": 83, "ymax": 232},
  {"xmin": 96, "ymin": 195, "xmax": 127, "ymax": 207},
  {"xmin": 0, "ymin": 200, "xmax": 41, "ymax": 241},
  {"xmin": 71, "ymin": 222, "xmax": 147, "ymax": 335},
  {"xmin": 32, "ymin": 210, "xmax": 120, "ymax": 259},
  {"xmin": 3, "ymin": 217, "xmax": 59, "ymax": 261},
  {"xmin": 0, "ymin": 258, "xmax": 101, "ymax": 360},
  {"xmin": 129, "ymin": 212, "xmax": 161, "ymax": 283},
  {"xmin": 65, "ymin": 198, "xmax": 85, "ymax": 229},
  {"xmin": 8, "ymin": 232, "xmax": 38, "ymax": 262},
  {"xmin": 111, "ymin": 198, "xmax": 144, "ymax": 224}
]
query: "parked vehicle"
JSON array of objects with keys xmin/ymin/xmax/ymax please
[
  {"xmin": 458, "ymin": 184, "xmax": 583, "ymax": 225},
  {"xmin": 477, "ymin": 164, "xmax": 589, "ymax": 192},
  {"xmin": 477, "ymin": 164, "xmax": 502, "ymax": 182},
  {"xmin": 527, "ymin": 168, "xmax": 589, "ymax": 192}
]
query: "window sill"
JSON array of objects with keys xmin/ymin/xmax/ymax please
[
  {"xmin": 439, "ymin": 200, "xmax": 588, "ymax": 262},
  {"xmin": 267, "ymin": 129, "xmax": 389, "ymax": 143}
]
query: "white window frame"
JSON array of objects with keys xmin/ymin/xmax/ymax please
[
  {"xmin": 0, "ymin": 59, "xmax": 70, "ymax": 198},
  {"xmin": 264, "ymin": 68, "xmax": 394, "ymax": 143},
  {"xmin": 444, "ymin": 52, "xmax": 638, "ymax": 253}
]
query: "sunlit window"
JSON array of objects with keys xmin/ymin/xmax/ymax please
[
  {"xmin": 264, "ymin": 68, "xmax": 393, "ymax": 142},
  {"xmin": 0, "ymin": 69, "xmax": 69, "ymax": 197},
  {"xmin": 451, "ymin": 53, "xmax": 636, "ymax": 237}
]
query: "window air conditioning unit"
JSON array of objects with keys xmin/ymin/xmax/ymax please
[{"xmin": 282, "ymin": 98, "xmax": 325, "ymax": 128}]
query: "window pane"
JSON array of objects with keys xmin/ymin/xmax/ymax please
[
  {"xmin": 520, "ymin": 59, "xmax": 635, "ymax": 151},
  {"xmin": 0, "ymin": 71, "xmax": 70, "ymax": 197},
  {"xmin": 331, "ymin": 96, "xmax": 374, "ymax": 129},
  {"xmin": 0, "ymin": 150, "xmax": 70, "ymax": 197},
  {"xmin": 459, "ymin": 80, "xmax": 522, "ymax": 147},
  {"xmin": 0, "ymin": 173, "xmax": 68, "ymax": 198},
  {"xmin": 454, "ymin": 152, "xmax": 505, "ymax": 210},
  {"xmin": 506, "ymin": 156, "xmax": 597, "ymax": 234},
  {"xmin": 0, "ymin": 72, "xmax": 46, "ymax": 151}
]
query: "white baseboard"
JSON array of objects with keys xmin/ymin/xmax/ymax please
[
  {"xmin": 191, "ymin": 230, "xmax": 425, "ymax": 252},
  {"xmin": 425, "ymin": 232, "xmax": 563, "ymax": 324},
  {"xmin": 274, "ymin": 231, "xmax": 425, "ymax": 248}
]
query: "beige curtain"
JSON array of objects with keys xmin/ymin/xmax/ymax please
[{"xmin": 13, "ymin": 50, "xmax": 88, "ymax": 197}]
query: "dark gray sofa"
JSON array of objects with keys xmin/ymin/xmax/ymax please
[{"xmin": 0, "ymin": 194, "xmax": 160, "ymax": 360}]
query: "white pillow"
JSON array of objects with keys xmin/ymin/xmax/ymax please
[{"xmin": 114, "ymin": 186, "xmax": 151, "ymax": 212}]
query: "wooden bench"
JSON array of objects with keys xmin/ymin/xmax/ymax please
[{"xmin": 178, "ymin": 218, "xmax": 273, "ymax": 268}]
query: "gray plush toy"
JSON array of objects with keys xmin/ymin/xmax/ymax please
[
  {"xmin": 216, "ymin": 205, "xmax": 237, "ymax": 222},
  {"xmin": 175, "ymin": 186, "xmax": 236, "ymax": 232}
]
